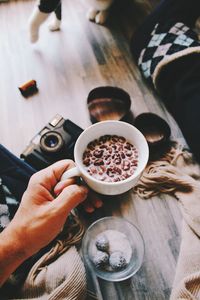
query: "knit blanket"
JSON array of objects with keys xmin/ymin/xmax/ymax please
[{"xmin": 134, "ymin": 143, "xmax": 200, "ymax": 299}]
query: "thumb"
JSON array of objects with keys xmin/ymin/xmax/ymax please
[{"xmin": 52, "ymin": 184, "xmax": 88, "ymax": 214}]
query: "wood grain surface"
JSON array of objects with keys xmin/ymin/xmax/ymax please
[{"xmin": 0, "ymin": 1, "xmax": 186, "ymax": 299}]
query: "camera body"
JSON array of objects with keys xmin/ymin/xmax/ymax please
[{"xmin": 20, "ymin": 114, "xmax": 83, "ymax": 170}]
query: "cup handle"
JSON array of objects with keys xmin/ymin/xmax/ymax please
[{"xmin": 61, "ymin": 166, "xmax": 81, "ymax": 181}]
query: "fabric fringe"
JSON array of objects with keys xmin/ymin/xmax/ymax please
[{"xmin": 134, "ymin": 142, "xmax": 200, "ymax": 199}]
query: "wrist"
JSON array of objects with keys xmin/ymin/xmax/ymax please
[
  {"xmin": 0, "ymin": 224, "xmax": 29, "ymax": 262},
  {"xmin": 0, "ymin": 224, "xmax": 30, "ymax": 286}
]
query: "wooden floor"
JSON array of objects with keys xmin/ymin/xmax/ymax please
[
  {"xmin": 0, "ymin": 0, "xmax": 184, "ymax": 157},
  {"xmin": 0, "ymin": 1, "xmax": 187, "ymax": 299}
]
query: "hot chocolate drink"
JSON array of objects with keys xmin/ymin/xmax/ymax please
[{"xmin": 82, "ymin": 135, "xmax": 138, "ymax": 182}]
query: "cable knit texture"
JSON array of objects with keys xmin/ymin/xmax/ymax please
[{"xmin": 11, "ymin": 246, "xmax": 87, "ymax": 300}]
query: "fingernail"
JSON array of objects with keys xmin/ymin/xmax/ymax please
[
  {"xmin": 93, "ymin": 198, "xmax": 103, "ymax": 208},
  {"xmin": 84, "ymin": 204, "xmax": 95, "ymax": 213}
]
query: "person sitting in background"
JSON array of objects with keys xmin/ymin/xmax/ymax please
[
  {"xmin": 130, "ymin": 0, "xmax": 200, "ymax": 163},
  {"xmin": 29, "ymin": 0, "xmax": 61, "ymax": 43}
]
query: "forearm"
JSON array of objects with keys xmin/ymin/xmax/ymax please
[{"xmin": 0, "ymin": 225, "xmax": 28, "ymax": 287}]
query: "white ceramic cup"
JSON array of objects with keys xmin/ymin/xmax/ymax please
[{"xmin": 61, "ymin": 121, "xmax": 149, "ymax": 195}]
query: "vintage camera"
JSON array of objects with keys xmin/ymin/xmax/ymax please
[{"xmin": 20, "ymin": 114, "xmax": 83, "ymax": 170}]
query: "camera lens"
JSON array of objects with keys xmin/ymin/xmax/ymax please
[
  {"xmin": 45, "ymin": 136, "xmax": 59, "ymax": 148},
  {"xmin": 40, "ymin": 131, "xmax": 64, "ymax": 154}
]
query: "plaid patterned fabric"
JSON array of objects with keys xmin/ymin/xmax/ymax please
[
  {"xmin": 0, "ymin": 178, "xmax": 18, "ymax": 232},
  {"xmin": 138, "ymin": 22, "xmax": 200, "ymax": 84}
]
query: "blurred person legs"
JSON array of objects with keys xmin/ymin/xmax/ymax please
[{"xmin": 28, "ymin": 0, "xmax": 61, "ymax": 43}]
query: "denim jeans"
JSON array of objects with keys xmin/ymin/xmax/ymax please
[{"xmin": 0, "ymin": 144, "xmax": 35, "ymax": 212}]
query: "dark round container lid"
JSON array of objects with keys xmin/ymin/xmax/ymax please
[
  {"xmin": 134, "ymin": 113, "xmax": 171, "ymax": 158},
  {"xmin": 87, "ymin": 86, "xmax": 132, "ymax": 123}
]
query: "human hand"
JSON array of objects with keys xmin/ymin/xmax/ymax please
[
  {"xmin": 6, "ymin": 160, "xmax": 88, "ymax": 259},
  {"xmin": 82, "ymin": 190, "xmax": 103, "ymax": 213},
  {"xmin": 55, "ymin": 178, "xmax": 104, "ymax": 213}
]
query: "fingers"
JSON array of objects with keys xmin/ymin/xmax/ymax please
[
  {"xmin": 54, "ymin": 178, "xmax": 76, "ymax": 196},
  {"xmin": 53, "ymin": 184, "xmax": 88, "ymax": 214},
  {"xmin": 29, "ymin": 160, "xmax": 75, "ymax": 190},
  {"xmin": 82, "ymin": 191, "xmax": 103, "ymax": 213},
  {"xmin": 49, "ymin": 160, "xmax": 76, "ymax": 182},
  {"xmin": 83, "ymin": 201, "xmax": 95, "ymax": 213},
  {"xmin": 54, "ymin": 185, "xmax": 103, "ymax": 214},
  {"xmin": 28, "ymin": 159, "xmax": 103, "ymax": 215},
  {"xmin": 89, "ymin": 191, "xmax": 103, "ymax": 208}
]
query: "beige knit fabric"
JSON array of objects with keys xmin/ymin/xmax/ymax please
[
  {"xmin": 170, "ymin": 221, "xmax": 200, "ymax": 300},
  {"xmin": 9, "ymin": 211, "xmax": 87, "ymax": 300},
  {"xmin": 12, "ymin": 246, "xmax": 87, "ymax": 300},
  {"xmin": 134, "ymin": 144, "xmax": 200, "ymax": 299}
]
